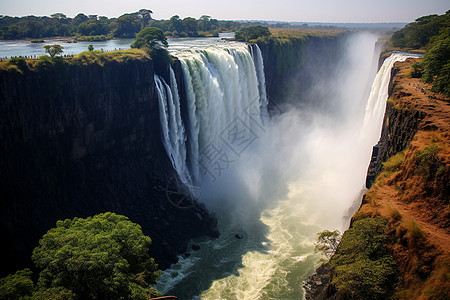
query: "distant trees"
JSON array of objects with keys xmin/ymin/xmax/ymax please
[
  {"xmin": 391, "ymin": 11, "xmax": 450, "ymax": 49},
  {"xmin": 235, "ymin": 26, "xmax": 271, "ymax": 42},
  {"xmin": 391, "ymin": 11, "xmax": 450, "ymax": 96},
  {"xmin": 0, "ymin": 11, "xmax": 241, "ymax": 40},
  {"xmin": 112, "ymin": 14, "xmax": 142, "ymax": 38},
  {"xmin": 0, "ymin": 212, "xmax": 161, "ymax": 299}
]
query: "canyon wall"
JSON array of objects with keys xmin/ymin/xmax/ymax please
[
  {"xmin": 0, "ymin": 35, "xmax": 350, "ymax": 275},
  {"xmin": 0, "ymin": 57, "xmax": 218, "ymax": 274},
  {"xmin": 365, "ymin": 67, "xmax": 427, "ymax": 187},
  {"xmin": 257, "ymin": 34, "xmax": 347, "ymax": 109}
]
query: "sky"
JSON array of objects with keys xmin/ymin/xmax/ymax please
[{"xmin": 1, "ymin": 0, "xmax": 448, "ymax": 23}]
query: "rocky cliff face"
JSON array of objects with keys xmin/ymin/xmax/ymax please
[
  {"xmin": 257, "ymin": 34, "xmax": 347, "ymax": 109},
  {"xmin": 365, "ymin": 67, "xmax": 427, "ymax": 187},
  {"xmin": 306, "ymin": 57, "xmax": 449, "ymax": 299},
  {"xmin": 0, "ymin": 57, "xmax": 218, "ymax": 274}
]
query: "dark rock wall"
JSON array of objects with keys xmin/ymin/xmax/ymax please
[
  {"xmin": 0, "ymin": 58, "xmax": 218, "ymax": 274},
  {"xmin": 257, "ymin": 34, "xmax": 347, "ymax": 111},
  {"xmin": 365, "ymin": 67, "xmax": 426, "ymax": 188}
]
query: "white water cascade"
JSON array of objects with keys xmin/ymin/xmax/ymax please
[
  {"xmin": 360, "ymin": 53, "xmax": 416, "ymax": 144},
  {"xmin": 155, "ymin": 42, "xmax": 268, "ymax": 186},
  {"xmin": 154, "ymin": 68, "xmax": 190, "ymax": 185},
  {"xmin": 155, "ymin": 36, "xmax": 416, "ymax": 299}
]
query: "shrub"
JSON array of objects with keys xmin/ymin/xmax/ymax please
[
  {"xmin": 315, "ymin": 230, "xmax": 342, "ymax": 258},
  {"xmin": 407, "ymin": 220, "xmax": 424, "ymax": 247},
  {"xmin": 415, "ymin": 144, "xmax": 445, "ymax": 180},
  {"xmin": 382, "ymin": 152, "xmax": 405, "ymax": 175},
  {"xmin": 32, "ymin": 212, "xmax": 160, "ymax": 300},
  {"xmin": 0, "ymin": 269, "xmax": 34, "ymax": 299},
  {"xmin": 330, "ymin": 217, "xmax": 398, "ymax": 299},
  {"xmin": 235, "ymin": 26, "xmax": 271, "ymax": 42}
]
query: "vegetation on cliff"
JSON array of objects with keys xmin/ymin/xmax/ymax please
[
  {"xmin": 0, "ymin": 213, "xmax": 161, "ymax": 299},
  {"xmin": 333, "ymin": 58, "xmax": 449, "ymax": 299},
  {"xmin": 329, "ymin": 217, "xmax": 398, "ymax": 299},
  {"xmin": 390, "ymin": 10, "xmax": 450, "ymax": 96},
  {"xmin": 131, "ymin": 27, "xmax": 172, "ymax": 74}
]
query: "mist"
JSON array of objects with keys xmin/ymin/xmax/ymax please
[
  {"xmin": 200, "ymin": 32, "xmax": 380, "ymax": 231},
  {"xmin": 156, "ymin": 32, "xmax": 386, "ymax": 298}
]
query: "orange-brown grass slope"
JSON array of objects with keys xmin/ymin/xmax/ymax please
[{"xmin": 357, "ymin": 58, "xmax": 450, "ymax": 299}]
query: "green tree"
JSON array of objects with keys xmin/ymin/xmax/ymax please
[
  {"xmin": 131, "ymin": 27, "xmax": 171, "ymax": 74},
  {"xmin": 315, "ymin": 229, "xmax": 341, "ymax": 258},
  {"xmin": 169, "ymin": 15, "xmax": 184, "ymax": 35},
  {"xmin": 31, "ymin": 212, "xmax": 160, "ymax": 300},
  {"xmin": 51, "ymin": 13, "xmax": 67, "ymax": 20},
  {"xmin": 235, "ymin": 26, "xmax": 271, "ymax": 42},
  {"xmin": 88, "ymin": 44, "xmax": 94, "ymax": 51},
  {"xmin": 0, "ymin": 269, "xmax": 34, "ymax": 299},
  {"xmin": 131, "ymin": 26, "xmax": 168, "ymax": 49},
  {"xmin": 44, "ymin": 44, "xmax": 64, "ymax": 58},
  {"xmin": 182, "ymin": 17, "xmax": 198, "ymax": 36},
  {"xmin": 71, "ymin": 13, "xmax": 89, "ymax": 27},
  {"xmin": 112, "ymin": 14, "xmax": 141, "ymax": 38},
  {"xmin": 137, "ymin": 9, "xmax": 153, "ymax": 28},
  {"xmin": 329, "ymin": 217, "xmax": 397, "ymax": 300},
  {"xmin": 420, "ymin": 36, "xmax": 450, "ymax": 96}
]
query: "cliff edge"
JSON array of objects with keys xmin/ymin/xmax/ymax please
[
  {"xmin": 306, "ymin": 57, "xmax": 449, "ymax": 299},
  {"xmin": 0, "ymin": 54, "xmax": 218, "ymax": 274}
]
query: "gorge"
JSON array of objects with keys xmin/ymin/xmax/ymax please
[{"xmin": 0, "ymin": 31, "xmax": 425, "ymax": 299}]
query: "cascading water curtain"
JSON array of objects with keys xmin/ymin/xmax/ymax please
[{"xmin": 155, "ymin": 43, "xmax": 269, "ymax": 186}]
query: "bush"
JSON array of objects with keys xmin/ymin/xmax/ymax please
[
  {"xmin": 407, "ymin": 220, "xmax": 424, "ymax": 247},
  {"xmin": 0, "ymin": 269, "xmax": 34, "ymax": 299},
  {"xmin": 330, "ymin": 217, "xmax": 398, "ymax": 299},
  {"xmin": 235, "ymin": 26, "xmax": 271, "ymax": 42},
  {"xmin": 32, "ymin": 212, "xmax": 160, "ymax": 300},
  {"xmin": 382, "ymin": 152, "xmax": 405, "ymax": 175},
  {"xmin": 415, "ymin": 144, "xmax": 445, "ymax": 180}
]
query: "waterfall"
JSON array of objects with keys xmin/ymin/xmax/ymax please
[
  {"xmin": 251, "ymin": 45, "xmax": 269, "ymax": 115},
  {"xmin": 154, "ymin": 68, "xmax": 190, "ymax": 185},
  {"xmin": 360, "ymin": 53, "xmax": 414, "ymax": 144},
  {"xmin": 156, "ymin": 33, "xmax": 407, "ymax": 299},
  {"xmin": 154, "ymin": 43, "xmax": 268, "ymax": 186}
]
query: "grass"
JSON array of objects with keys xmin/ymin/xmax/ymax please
[
  {"xmin": 407, "ymin": 220, "xmax": 424, "ymax": 247},
  {"xmin": 269, "ymin": 28, "xmax": 344, "ymax": 39},
  {"xmin": 0, "ymin": 48, "xmax": 150, "ymax": 72},
  {"xmin": 382, "ymin": 151, "xmax": 405, "ymax": 176},
  {"xmin": 388, "ymin": 205, "xmax": 402, "ymax": 222},
  {"xmin": 415, "ymin": 143, "xmax": 445, "ymax": 180}
]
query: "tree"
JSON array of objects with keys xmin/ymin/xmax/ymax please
[
  {"xmin": 71, "ymin": 13, "xmax": 89, "ymax": 27},
  {"xmin": 169, "ymin": 15, "xmax": 184, "ymax": 34},
  {"xmin": 0, "ymin": 269, "xmax": 34, "ymax": 299},
  {"xmin": 112, "ymin": 14, "xmax": 141, "ymax": 38},
  {"xmin": 31, "ymin": 212, "xmax": 160, "ymax": 300},
  {"xmin": 137, "ymin": 9, "xmax": 153, "ymax": 28},
  {"xmin": 88, "ymin": 44, "xmax": 94, "ymax": 51},
  {"xmin": 420, "ymin": 36, "xmax": 450, "ymax": 96},
  {"xmin": 131, "ymin": 26, "xmax": 168, "ymax": 49},
  {"xmin": 50, "ymin": 13, "xmax": 67, "ymax": 20},
  {"xmin": 329, "ymin": 217, "xmax": 397, "ymax": 300},
  {"xmin": 315, "ymin": 229, "xmax": 341, "ymax": 258},
  {"xmin": 235, "ymin": 26, "xmax": 271, "ymax": 42},
  {"xmin": 182, "ymin": 17, "xmax": 198, "ymax": 36},
  {"xmin": 44, "ymin": 44, "xmax": 63, "ymax": 58}
]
